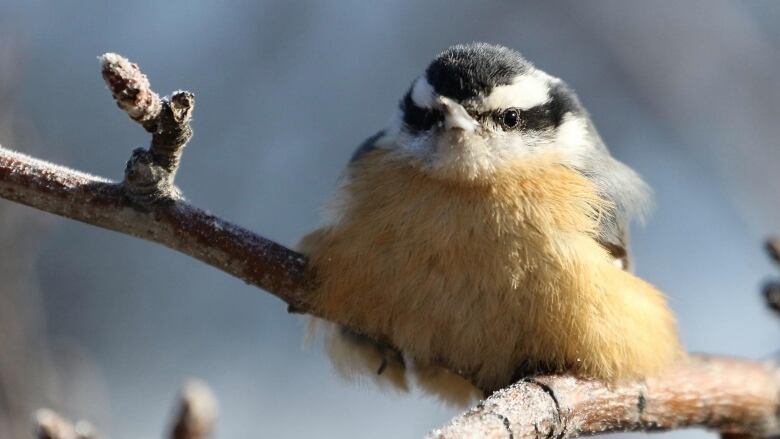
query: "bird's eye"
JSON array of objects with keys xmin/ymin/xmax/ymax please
[{"xmin": 501, "ymin": 109, "xmax": 520, "ymax": 129}]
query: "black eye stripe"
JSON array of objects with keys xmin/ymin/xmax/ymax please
[
  {"xmin": 400, "ymin": 91, "xmax": 443, "ymax": 133},
  {"xmin": 400, "ymin": 83, "xmax": 577, "ymax": 134},
  {"xmin": 496, "ymin": 83, "xmax": 574, "ymax": 131}
]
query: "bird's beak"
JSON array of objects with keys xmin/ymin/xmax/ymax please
[{"xmin": 436, "ymin": 96, "xmax": 479, "ymax": 133}]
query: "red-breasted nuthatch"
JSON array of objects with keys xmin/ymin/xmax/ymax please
[{"xmin": 299, "ymin": 43, "xmax": 681, "ymax": 404}]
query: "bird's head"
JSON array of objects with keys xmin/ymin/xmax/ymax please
[{"xmin": 387, "ymin": 43, "xmax": 596, "ymax": 182}]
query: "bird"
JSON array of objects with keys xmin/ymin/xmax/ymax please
[{"xmin": 298, "ymin": 42, "xmax": 681, "ymax": 404}]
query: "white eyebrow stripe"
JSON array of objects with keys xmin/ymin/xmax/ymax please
[
  {"xmin": 483, "ymin": 71, "xmax": 551, "ymax": 111},
  {"xmin": 410, "ymin": 76, "xmax": 435, "ymax": 108}
]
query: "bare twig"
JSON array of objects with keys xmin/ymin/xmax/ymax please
[
  {"xmin": 2, "ymin": 53, "xmax": 778, "ymax": 438},
  {"xmin": 0, "ymin": 147, "xmax": 309, "ymax": 310},
  {"xmin": 100, "ymin": 53, "xmax": 161, "ymax": 132},
  {"xmin": 0, "ymin": 53, "xmax": 310, "ymax": 309},
  {"xmin": 170, "ymin": 380, "xmax": 218, "ymax": 439},
  {"xmin": 431, "ymin": 356, "xmax": 780, "ymax": 439},
  {"xmin": 102, "ymin": 52, "xmax": 190, "ymax": 202},
  {"xmin": 32, "ymin": 380, "xmax": 217, "ymax": 439}
]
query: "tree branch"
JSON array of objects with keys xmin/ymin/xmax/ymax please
[
  {"xmin": 430, "ymin": 356, "xmax": 780, "ymax": 438},
  {"xmin": 0, "ymin": 53, "xmax": 310, "ymax": 311},
  {"xmin": 0, "ymin": 146, "xmax": 309, "ymax": 309},
  {"xmin": 1, "ymin": 53, "xmax": 777, "ymax": 438}
]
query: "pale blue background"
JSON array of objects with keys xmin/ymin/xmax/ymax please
[{"xmin": 0, "ymin": 1, "xmax": 779, "ymax": 437}]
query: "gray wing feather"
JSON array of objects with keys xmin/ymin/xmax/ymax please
[
  {"xmin": 578, "ymin": 124, "xmax": 652, "ymax": 271},
  {"xmin": 349, "ymin": 130, "xmax": 386, "ymax": 165}
]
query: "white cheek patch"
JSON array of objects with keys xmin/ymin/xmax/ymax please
[
  {"xmin": 483, "ymin": 71, "xmax": 551, "ymax": 111},
  {"xmin": 551, "ymin": 115, "xmax": 591, "ymax": 167},
  {"xmin": 554, "ymin": 115, "xmax": 588, "ymax": 151},
  {"xmin": 410, "ymin": 77, "xmax": 435, "ymax": 108}
]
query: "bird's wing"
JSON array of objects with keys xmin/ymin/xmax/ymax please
[
  {"xmin": 349, "ymin": 130, "xmax": 386, "ymax": 165},
  {"xmin": 597, "ymin": 222, "xmax": 631, "ymax": 270}
]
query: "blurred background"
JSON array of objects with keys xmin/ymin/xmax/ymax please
[{"xmin": 0, "ymin": 1, "xmax": 779, "ymax": 437}]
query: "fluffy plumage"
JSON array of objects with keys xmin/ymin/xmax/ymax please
[{"xmin": 299, "ymin": 43, "xmax": 681, "ymax": 403}]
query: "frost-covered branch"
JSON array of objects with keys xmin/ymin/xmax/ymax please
[
  {"xmin": 0, "ymin": 54, "xmax": 309, "ymax": 312},
  {"xmin": 0, "ymin": 147, "xmax": 309, "ymax": 307},
  {"xmin": 34, "ymin": 381, "xmax": 218, "ymax": 439},
  {"xmin": 430, "ymin": 356, "xmax": 780, "ymax": 438},
  {"xmin": 1, "ymin": 53, "xmax": 779, "ymax": 439}
]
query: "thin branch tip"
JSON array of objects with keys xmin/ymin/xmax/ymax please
[
  {"xmin": 169, "ymin": 90, "xmax": 195, "ymax": 122},
  {"xmin": 171, "ymin": 380, "xmax": 218, "ymax": 439},
  {"xmin": 98, "ymin": 52, "xmax": 122, "ymax": 65},
  {"xmin": 100, "ymin": 52, "xmax": 161, "ymax": 131},
  {"xmin": 100, "ymin": 52, "xmax": 194, "ymax": 202}
]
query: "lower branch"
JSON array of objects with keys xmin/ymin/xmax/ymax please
[
  {"xmin": 431, "ymin": 356, "xmax": 780, "ymax": 438},
  {"xmin": 34, "ymin": 381, "xmax": 217, "ymax": 439}
]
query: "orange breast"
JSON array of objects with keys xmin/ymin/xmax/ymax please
[{"xmin": 299, "ymin": 149, "xmax": 680, "ymax": 391}]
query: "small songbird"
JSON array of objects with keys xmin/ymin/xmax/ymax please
[{"xmin": 299, "ymin": 43, "xmax": 681, "ymax": 404}]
